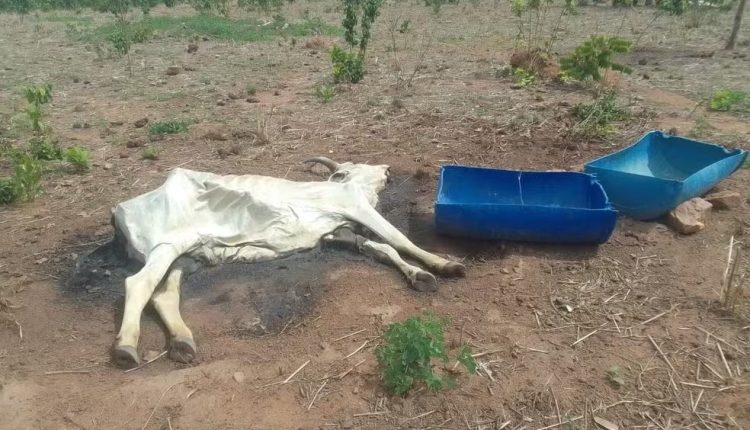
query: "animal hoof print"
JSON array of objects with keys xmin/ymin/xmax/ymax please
[
  {"xmin": 411, "ymin": 271, "xmax": 438, "ymax": 292},
  {"xmin": 170, "ymin": 336, "xmax": 197, "ymax": 363},
  {"xmin": 444, "ymin": 261, "xmax": 466, "ymax": 278},
  {"xmin": 112, "ymin": 345, "xmax": 140, "ymax": 369}
]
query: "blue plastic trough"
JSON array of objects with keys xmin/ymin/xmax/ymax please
[
  {"xmin": 585, "ymin": 130, "xmax": 748, "ymax": 220},
  {"xmin": 435, "ymin": 166, "xmax": 617, "ymax": 244}
]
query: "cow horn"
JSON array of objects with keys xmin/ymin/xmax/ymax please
[{"xmin": 304, "ymin": 157, "xmax": 339, "ymax": 172}]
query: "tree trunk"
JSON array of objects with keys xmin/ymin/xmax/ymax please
[{"xmin": 726, "ymin": 0, "xmax": 747, "ymax": 50}]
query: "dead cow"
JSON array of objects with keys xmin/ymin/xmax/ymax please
[{"xmin": 111, "ymin": 157, "xmax": 465, "ymax": 368}]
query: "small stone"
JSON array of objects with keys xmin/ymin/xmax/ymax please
[
  {"xmin": 166, "ymin": 66, "xmax": 181, "ymax": 76},
  {"xmin": 217, "ymin": 100, "xmax": 226, "ymax": 106},
  {"xmin": 233, "ymin": 371, "xmax": 245, "ymax": 383},
  {"xmin": 103, "ymin": 162, "xmax": 113, "ymax": 170},
  {"xmin": 667, "ymin": 198, "xmax": 713, "ymax": 235},
  {"xmin": 352, "ymin": 386, "xmax": 359, "ymax": 394},
  {"xmin": 119, "ymin": 151, "xmax": 130, "ymax": 158},
  {"xmin": 35, "ymin": 257, "xmax": 48, "ymax": 265},
  {"xmin": 245, "ymin": 96, "xmax": 259, "ymax": 103},
  {"xmin": 228, "ymin": 92, "xmax": 242, "ymax": 100},
  {"xmin": 281, "ymin": 124, "xmax": 291, "ymax": 132},
  {"xmin": 83, "ymin": 80, "xmax": 91, "ymax": 85},
  {"xmin": 126, "ymin": 139, "xmax": 145, "ymax": 148},
  {"xmin": 341, "ymin": 419, "xmax": 354, "ymax": 429},
  {"xmin": 203, "ymin": 130, "xmax": 228, "ymax": 141},
  {"xmin": 704, "ymin": 191, "xmax": 742, "ymax": 210},
  {"xmin": 142, "ymin": 350, "xmax": 161, "ymax": 362},
  {"xmin": 187, "ymin": 43, "xmax": 199, "ymax": 53},
  {"xmin": 134, "ymin": 117, "xmax": 149, "ymax": 128},
  {"xmin": 273, "ymin": 90, "xmax": 280, "ymax": 96},
  {"xmin": 638, "ymin": 58, "xmax": 648, "ymax": 65},
  {"xmin": 109, "ymin": 120, "xmax": 124, "ymax": 127}
]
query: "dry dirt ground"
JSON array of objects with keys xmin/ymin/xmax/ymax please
[{"xmin": 1, "ymin": 2, "xmax": 750, "ymax": 430}]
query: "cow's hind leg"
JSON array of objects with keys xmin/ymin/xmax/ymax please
[
  {"xmin": 113, "ymin": 244, "xmax": 181, "ymax": 368},
  {"xmin": 151, "ymin": 263, "xmax": 196, "ymax": 363}
]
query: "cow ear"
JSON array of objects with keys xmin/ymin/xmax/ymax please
[{"xmin": 330, "ymin": 171, "xmax": 348, "ymax": 182}]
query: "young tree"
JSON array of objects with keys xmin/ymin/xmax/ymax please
[{"xmin": 726, "ymin": 0, "xmax": 747, "ymax": 49}]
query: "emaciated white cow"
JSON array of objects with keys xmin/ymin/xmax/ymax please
[{"xmin": 111, "ymin": 157, "xmax": 465, "ymax": 368}]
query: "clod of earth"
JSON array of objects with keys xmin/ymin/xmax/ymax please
[
  {"xmin": 166, "ymin": 66, "xmax": 181, "ymax": 76},
  {"xmin": 246, "ymin": 97, "xmax": 259, "ymax": 103},
  {"xmin": 133, "ymin": 118, "xmax": 149, "ymax": 128},
  {"xmin": 704, "ymin": 190, "xmax": 742, "ymax": 210},
  {"xmin": 187, "ymin": 43, "xmax": 198, "ymax": 53},
  {"xmin": 666, "ymin": 197, "xmax": 713, "ymax": 235}
]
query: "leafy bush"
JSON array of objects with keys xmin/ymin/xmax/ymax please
[
  {"xmin": 709, "ymin": 89, "xmax": 747, "ymax": 111},
  {"xmin": 375, "ymin": 311, "xmax": 476, "ymax": 396},
  {"xmin": 331, "ymin": 47, "xmax": 365, "ymax": 83},
  {"xmin": 572, "ymin": 91, "xmax": 630, "ymax": 137},
  {"xmin": 148, "ymin": 119, "xmax": 189, "ymax": 135},
  {"xmin": 314, "ymin": 85, "xmax": 336, "ymax": 103},
  {"xmin": 23, "ymin": 83, "xmax": 53, "ymax": 133},
  {"xmin": 0, "ymin": 178, "xmax": 19, "ymax": 205},
  {"xmin": 560, "ymin": 36, "xmax": 632, "ymax": 82},
  {"xmin": 12, "ymin": 152, "xmax": 44, "ymax": 202},
  {"xmin": 29, "ymin": 137, "xmax": 63, "ymax": 161},
  {"xmin": 64, "ymin": 146, "xmax": 90, "ymax": 172}
]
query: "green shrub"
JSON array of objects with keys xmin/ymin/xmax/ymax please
[
  {"xmin": 314, "ymin": 85, "xmax": 336, "ymax": 103},
  {"xmin": 64, "ymin": 146, "xmax": 90, "ymax": 172},
  {"xmin": 29, "ymin": 137, "xmax": 63, "ymax": 160},
  {"xmin": 709, "ymin": 89, "xmax": 747, "ymax": 111},
  {"xmin": 12, "ymin": 153, "xmax": 44, "ymax": 202},
  {"xmin": 23, "ymin": 83, "xmax": 53, "ymax": 133},
  {"xmin": 331, "ymin": 46, "xmax": 365, "ymax": 83},
  {"xmin": 0, "ymin": 178, "xmax": 19, "ymax": 205},
  {"xmin": 375, "ymin": 311, "xmax": 476, "ymax": 396},
  {"xmin": 148, "ymin": 119, "xmax": 189, "ymax": 135},
  {"xmin": 560, "ymin": 36, "xmax": 632, "ymax": 82},
  {"xmin": 513, "ymin": 67, "xmax": 536, "ymax": 87}
]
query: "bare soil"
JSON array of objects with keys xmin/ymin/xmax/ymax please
[{"xmin": 1, "ymin": 3, "xmax": 749, "ymax": 430}]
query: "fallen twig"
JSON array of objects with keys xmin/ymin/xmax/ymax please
[
  {"xmin": 141, "ymin": 382, "xmax": 183, "ymax": 430},
  {"xmin": 408, "ymin": 410, "xmax": 437, "ymax": 421},
  {"xmin": 639, "ymin": 305, "xmax": 677, "ymax": 326},
  {"xmin": 336, "ymin": 359, "xmax": 366, "ymax": 379},
  {"xmin": 124, "ymin": 350, "xmax": 168, "ymax": 374},
  {"xmin": 283, "ymin": 359, "xmax": 311, "ymax": 383},
  {"xmin": 333, "ymin": 328, "xmax": 366, "ymax": 342},
  {"xmin": 306, "ymin": 380, "xmax": 327, "ymax": 411},
  {"xmin": 345, "ymin": 340, "xmax": 369, "ymax": 359},
  {"xmin": 44, "ymin": 370, "xmax": 92, "ymax": 376},
  {"xmin": 648, "ymin": 335, "xmax": 680, "ymax": 391},
  {"xmin": 571, "ymin": 323, "xmax": 606, "ymax": 347}
]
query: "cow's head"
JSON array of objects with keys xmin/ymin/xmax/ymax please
[{"xmin": 305, "ymin": 156, "xmax": 390, "ymax": 205}]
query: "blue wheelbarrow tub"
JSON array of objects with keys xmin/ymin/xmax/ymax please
[
  {"xmin": 584, "ymin": 130, "xmax": 748, "ymax": 220},
  {"xmin": 435, "ymin": 166, "xmax": 617, "ymax": 244}
]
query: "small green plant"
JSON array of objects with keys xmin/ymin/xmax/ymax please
[
  {"xmin": 607, "ymin": 366, "xmax": 625, "ymax": 389},
  {"xmin": 331, "ymin": 0, "xmax": 382, "ymax": 84},
  {"xmin": 709, "ymin": 89, "xmax": 747, "ymax": 111},
  {"xmin": 0, "ymin": 178, "xmax": 19, "ymax": 205},
  {"xmin": 572, "ymin": 91, "xmax": 630, "ymax": 137},
  {"xmin": 246, "ymin": 84, "xmax": 257, "ymax": 95},
  {"xmin": 29, "ymin": 137, "xmax": 63, "ymax": 161},
  {"xmin": 314, "ymin": 85, "xmax": 336, "ymax": 103},
  {"xmin": 64, "ymin": 146, "xmax": 90, "ymax": 173},
  {"xmin": 560, "ymin": 36, "xmax": 632, "ymax": 82},
  {"xmin": 12, "ymin": 152, "xmax": 43, "ymax": 202},
  {"xmin": 23, "ymin": 83, "xmax": 53, "ymax": 133},
  {"xmin": 513, "ymin": 67, "xmax": 536, "ymax": 87},
  {"xmin": 142, "ymin": 146, "xmax": 160, "ymax": 160},
  {"xmin": 331, "ymin": 46, "xmax": 365, "ymax": 83},
  {"xmin": 375, "ymin": 311, "xmax": 476, "ymax": 396},
  {"xmin": 148, "ymin": 119, "xmax": 189, "ymax": 135}
]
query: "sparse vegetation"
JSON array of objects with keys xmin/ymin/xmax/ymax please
[
  {"xmin": 148, "ymin": 119, "xmax": 189, "ymax": 135},
  {"xmin": 29, "ymin": 137, "xmax": 63, "ymax": 161},
  {"xmin": 572, "ymin": 91, "xmax": 630, "ymax": 137},
  {"xmin": 375, "ymin": 311, "xmax": 476, "ymax": 396},
  {"xmin": 142, "ymin": 146, "xmax": 160, "ymax": 160},
  {"xmin": 607, "ymin": 366, "xmax": 625, "ymax": 389},
  {"xmin": 11, "ymin": 152, "xmax": 44, "ymax": 202},
  {"xmin": 560, "ymin": 36, "xmax": 633, "ymax": 82},
  {"xmin": 0, "ymin": 178, "xmax": 19, "ymax": 204},
  {"xmin": 688, "ymin": 117, "xmax": 715, "ymax": 138},
  {"xmin": 314, "ymin": 85, "xmax": 336, "ymax": 103},
  {"xmin": 513, "ymin": 67, "xmax": 537, "ymax": 87},
  {"xmin": 23, "ymin": 83, "xmax": 53, "ymax": 133},
  {"xmin": 64, "ymin": 146, "xmax": 90, "ymax": 172}
]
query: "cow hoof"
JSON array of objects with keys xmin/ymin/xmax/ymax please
[
  {"xmin": 170, "ymin": 336, "xmax": 197, "ymax": 363},
  {"xmin": 411, "ymin": 271, "xmax": 438, "ymax": 292},
  {"xmin": 112, "ymin": 345, "xmax": 140, "ymax": 369},
  {"xmin": 443, "ymin": 261, "xmax": 466, "ymax": 277}
]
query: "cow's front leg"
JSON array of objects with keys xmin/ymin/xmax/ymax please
[
  {"xmin": 358, "ymin": 239, "xmax": 438, "ymax": 292},
  {"xmin": 113, "ymin": 244, "xmax": 181, "ymax": 368},
  {"xmin": 345, "ymin": 203, "xmax": 465, "ymax": 277},
  {"xmin": 150, "ymin": 262, "xmax": 196, "ymax": 364}
]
